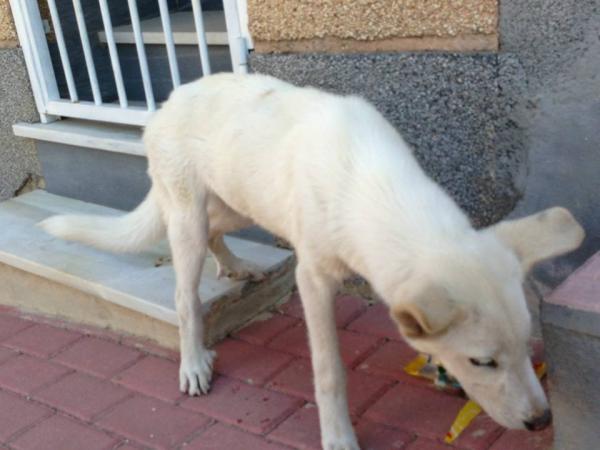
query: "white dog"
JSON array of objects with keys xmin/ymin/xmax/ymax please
[{"xmin": 41, "ymin": 73, "xmax": 584, "ymax": 450}]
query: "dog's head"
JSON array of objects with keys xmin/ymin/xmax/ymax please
[{"xmin": 390, "ymin": 207, "xmax": 584, "ymax": 430}]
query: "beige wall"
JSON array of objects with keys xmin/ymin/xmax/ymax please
[{"xmin": 249, "ymin": 0, "xmax": 498, "ymax": 53}]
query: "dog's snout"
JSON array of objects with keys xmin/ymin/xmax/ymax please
[{"xmin": 524, "ymin": 409, "xmax": 552, "ymax": 431}]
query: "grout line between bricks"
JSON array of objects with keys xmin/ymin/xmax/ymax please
[
  {"xmin": 0, "ymin": 321, "xmax": 37, "ymax": 345},
  {"xmin": 45, "ymin": 334, "xmax": 87, "ymax": 360},
  {"xmin": 352, "ymin": 377, "xmax": 397, "ymax": 419},
  {"xmin": 261, "ymin": 354, "xmax": 303, "ymax": 387},
  {"xmin": 348, "ymin": 334, "xmax": 386, "ymax": 370},
  {"xmin": 0, "ymin": 383, "xmax": 132, "ymax": 447},
  {"xmin": 87, "ymin": 392, "xmax": 138, "ymax": 424},
  {"xmin": 0, "ymin": 387, "xmax": 55, "ymax": 445},
  {"xmin": 174, "ymin": 418, "xmax": 217, "ymax": 449},
  {"xmin": 264, "ymin": 399, "xmax": 309, "ymax": 438},
  {"xmin": 107, "ymin": 352, "xmax": 148, "ymax": 381}
]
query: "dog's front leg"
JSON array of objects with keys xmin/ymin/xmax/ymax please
[
  {"xmin": 296, "ymin": 261, "xmax": 360, "ymax": 450},
  {"xmin": 168, "ymin": 203, "xmax": 215, "ymax": 396}
]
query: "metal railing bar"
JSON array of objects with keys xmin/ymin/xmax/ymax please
[
  {"xmin": 98, "ymin": 0, "xmax": 128, "ymax": 108},
  {"xmin": 157, "ymin": 0, "xmax": 181, "ymax": 87},
  {"xmin": 47, "ymin": 0, "xmax": 78, "ymax": 102},
  {"xmin": 127, "ymin": 0, "xmax": 156, "ymax": 111},
  {"xmin": 191, "ymin": 0, "xmax": 211, "ymax": 75},
  {"xmin": 72, "ymin": 0, "xmax": 102, "ymax": 105}
]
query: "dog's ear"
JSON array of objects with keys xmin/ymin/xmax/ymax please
[
  {"xmin": 490, "ymin": 207, "xmax": 585, "ymax": 273},
  {"xmin": 391, "ymin": 284, "xmax": 460, "ymax": 338}
]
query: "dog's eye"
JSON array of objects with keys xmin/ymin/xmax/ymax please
[{"xmin": 469, "ymin": 358, "xmax": 498, "ymax": 368}]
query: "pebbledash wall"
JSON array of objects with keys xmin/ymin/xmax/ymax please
[
  {"xmin": 0, "ymin": 0, "xmax": 43, "ymax": 200},
  {"xmin": 248, "ymin": 0, "xmax": 600, "ymax": 289}
]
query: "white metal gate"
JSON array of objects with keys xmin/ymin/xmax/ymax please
[{"xmin": 9, "ymin": 0, "xmax": 250, "ymax": 126}]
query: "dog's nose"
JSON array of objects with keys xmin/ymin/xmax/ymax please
[{"xmin": 524, "ymin": 409, "xmax": 552, "ymax": 431}]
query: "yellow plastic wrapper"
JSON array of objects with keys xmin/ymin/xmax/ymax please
[
  {"xmin": 445, "ymin": 400, "xmax": 482, "ymax": 443},
  {"xmin": 404, "ymin": 355, "xmax": 548, "ymax": 444}
]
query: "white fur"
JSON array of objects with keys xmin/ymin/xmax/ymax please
[{"xmin": 40, "ymin": 73, "xmax": 584, "ymax": 449}]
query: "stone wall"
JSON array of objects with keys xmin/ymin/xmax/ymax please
[
  {"xmin": 249, "ymin": 0, "xmax": 498, "ymax": 52},
  {"xmin": 0, "ymin": 0, "xmax": 43, "ymax": 201}
]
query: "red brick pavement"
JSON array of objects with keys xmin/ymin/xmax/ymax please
[{"xmin": 0, "ymin": 297, "xmax": 552, "ymax": 450}]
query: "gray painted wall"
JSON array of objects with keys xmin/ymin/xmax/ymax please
[
  {"xmin": 501, "ymin": 0, "xmax": 600, "ymax": 287},
  {"xmin": 0, "ymin": 48, "xmax": 41, "ymax": 201}
]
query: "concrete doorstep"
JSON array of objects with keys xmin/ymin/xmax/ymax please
[{"xmin": 0, "ymin": 190, "xmax": 295, "ymax": 349}]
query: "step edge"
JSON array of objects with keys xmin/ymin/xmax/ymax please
[
  {"xmin": 13, "ymin": 121, "xmax": 145, "ymax": 157},
  {"xmin": 0, "ymin": 248, "xmax": 179, "ymax": 325}
]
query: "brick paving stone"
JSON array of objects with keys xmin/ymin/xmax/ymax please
[
  {"xmin": 267, "ymin": 359, "xmax": 393, "ymax": 416},
  {"xmin": 185, "ymin": 422, "xmax": 292, "ymax": 450},
  {"xmin": 281, "ymin": 294, "xmax": 368, "ymax": 328},
  {"xmin": 53, "ymin": 337, "xmax": 141, "ymax": 378},
  {"xmin": 233, "ymin": 314, "xmax": 300, "ymax": 346},
  {"xmin": 112, "ymin": 355, "xmax": 182, "ymax": 403},
  {"xmin": 0, "ymin": 354, "xmax": 71, "ymax": 395},
  {"xmin": 214, "ymin": 339, "xmax": 294, "ymax": 386},
  {"xmin": 113, "ymin": 444, "xmax": 142, "ymax": 450},
  {"xmin": 96, "ymin": 395, "xmax": 208, "ymax": 449},
  {"xmin": 0, "ymin": 315, "xmax": 33, "ymax": 342},
  {"xmin": 33, "ymin": 372, "xmax": 131, "ymax": 421},
  {"xmin": 0, "ymin": 390, "xmax": 52, "ymax": 442},
  {"xmin": 364, "ymin": 384, "xmax": 502, "ymax": 450},
  {"xmin": 356, "ymin": 340, "xmax": 420, "ymax": 383},
  {"xmin": 334, "ymin": 295, "xmax": 369, "ymax": 328},
  {"xmin": 405, "ymin": 437, "xmax": 457, "ymax": 450},
  {"xmin": 180, "ymin": 376, "xmax": 303, "ymax": 434},
  {"xmin": 490, "ymin": 427, "xmax": 553, "ymax": 450},
  {"xmin": 268, "ymin": 325, "xmax": 381, "ymax": 367},
  {"xmin": 3, "ymin": 324, "xmax": 82, "ymax": 359},
  {"xmin": 268, "ymin": 403, "xmax": 321, "ymax": 450},
  {"xmin": 355, "ymin": 420, "xmax": 415, "ymax": 449},
  {"xmin": 11, "ymin": 414, "xmax": 117, "ymax": 450},
  {"xmin": 346, "ymin": 302, "xmax": 401, "ymax": 340},
  {"xmin": 0, "ymin": 346, "xmax": 17, "ymax": 365},
  {"xmin": 267, "ymin": 403, "xmax": 321, "ymax": 450},
  {"xmin": 279, "ymin": 293, "xmax": 304, "ymax": 320},
  {"xmin": 364, "ymin": 383, "xmax": 468, "ymax": 439},
  {"xmin": 451, "ymin": 413, "xmax": 505, "ymax": 450}
]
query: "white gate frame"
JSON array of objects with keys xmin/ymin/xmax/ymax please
[{"xmin": 10, "ymin": 0, "xmax": 250, "ymax": 127}]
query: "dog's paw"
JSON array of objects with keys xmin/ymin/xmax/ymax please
[
  {"xmin": 179, "ymin": 349, "xmax": 216, "ymax": 396},
  {"xmin": 216, "ymin": 260, "xmax": 266, "ymax": 282}
]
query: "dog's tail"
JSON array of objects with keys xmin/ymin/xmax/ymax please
[{"xmin": 39, "ymin": 188, "xmax": 165, "ymax": 253}]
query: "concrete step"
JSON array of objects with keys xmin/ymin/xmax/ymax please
[
  {"xmin": 98, "ymin": 10, "xmax": 228, "ymax": 46},
  {"xmin": 13, "ymin": 119, "xmax": 144, "ymax": 157},
  {"xmin": 0, "ymin": 190, "xmax": 295, "ymax": 350}
]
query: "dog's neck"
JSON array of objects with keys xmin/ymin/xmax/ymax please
[{"xmin": 337, "ymin": 169, "xmax": 474, "ymax": 303}]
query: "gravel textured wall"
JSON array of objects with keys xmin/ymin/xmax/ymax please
[
  {"xmin": 0, "ymin": 49, "xmax": 42, "ymax": 200},
  {"xmin": 251, "ymin": 52, "xmax": 526, "ymax": 228},
  {"xmin": 0, "ymin": 0, "xmax": 17, "ymax": 44},
  {"xmin": 248, "ymin": 0, "xmax": 497, "ymax": 41},
  {"xmin": 0, "ymin": 8, "xmax": 42, "ymax": 201}
]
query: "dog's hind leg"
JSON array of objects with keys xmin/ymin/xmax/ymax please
[
  {"xmin": 296, "ymin": 260, "xmax": 359, "ymax": 450},
  {"xmin": 166, "ymin": 185, "xmax": 215, "ymax": 396},
  {"xmin": 209, "ymin": 234, "xmax": 266, "ymax": 281},
  {"xmin": 206, "ymin": 194, "xmax": 265, "ymax": 281}
]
